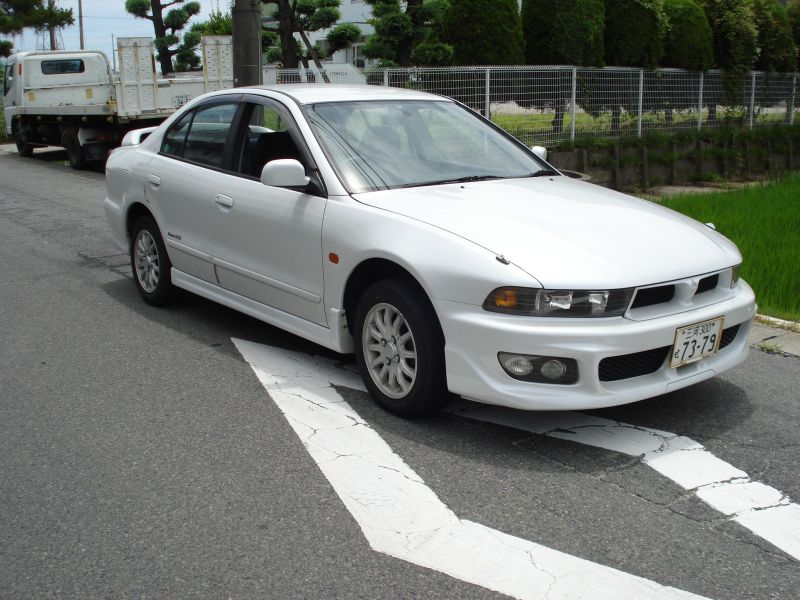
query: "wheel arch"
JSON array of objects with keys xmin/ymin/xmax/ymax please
[
  {"xmin": 125, "ymin": 202, "xmax": 156, "ymax": 240},
  {"xmin": 342, "ymin": 258, "xmax": 443, "ymax": 339}
]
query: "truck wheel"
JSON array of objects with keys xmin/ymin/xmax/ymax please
[
  {"xmin": 64, "ymin": 128, "xmax": 87, "ymax": 170},
  {"xmin": 14, "ymin": 127, "xmax": 34, "ymax": 158}
]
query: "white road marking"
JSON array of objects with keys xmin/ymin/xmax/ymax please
[
  {"xmin": 449, "ymin": 402, "xmax": 800, "ymax": 562},
  {"xmin": 233, "ymin": 339, "xmax": 706, "ymax": 600}
]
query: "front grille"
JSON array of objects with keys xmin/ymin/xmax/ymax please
[
  {"xmin": 630, "ymin": 285, "xmax": 675, "ymax": 309},
  {"xmin": 696, "ymin": 274, "xmax": 719, "ymax": 295},
  {"xmin": 599, "ymin": 346, "xmax": 670, "ymax": 382},
  {"xmin": 719, "ymin": 324, "xmax": 740, "ymax": 349},
  {"xmin": 599, "ymin": 323, "xmax": 742, "ymax": 383}
]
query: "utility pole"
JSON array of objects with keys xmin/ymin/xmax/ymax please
[
  {"xmin": 232, "ymin": 0, "xmax": 262, "ymax": 87},
  {"xmin": 78, "ymin": 0, "xmax": 85, "ymax": 50},
  {"xmin": 48, "ymin": 0, "xmax": 57, "ymax": 50}
]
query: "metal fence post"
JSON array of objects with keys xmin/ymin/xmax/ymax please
[
  {"xmin": 571, "ymin": 67, "xmax": 577, "ymax": 141},
  {"xmin": 383, "ymin": 68, "xmax": 388, "ymax": 87},
  {"xmin": 697, "ymin": 72, "xmax": 704, "ymax": 130},
  {"xmin": 749, "ymin": 72, "xmax": 757, "ymax": 129},
  {"xmin": 637, "ymin": 69, "xmax": 644, "ymax": 137},
  {"xmin": 484, "ymin": 68, "xmax": 491, "ymax": 119},
  {"xmin": 790, "ymin": 73, "xmax": 797, "ymax": 125}
]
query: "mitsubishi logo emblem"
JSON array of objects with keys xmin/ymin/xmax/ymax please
[{"xmin": 689, "ymin": 278, "xmax": 700, "ymax": 296}]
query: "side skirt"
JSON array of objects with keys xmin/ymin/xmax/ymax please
[{"xmin": 171, "ymin": 269, "xmax": 354, "ymax": 353}]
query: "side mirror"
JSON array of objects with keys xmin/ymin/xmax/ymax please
[
  {"xmin": 531, "ymin": 145, "xmax": 548, "ymax": 161},
  {"xmin": 261, "ymin": 159, "xmax": 310, "ymax": 188}
]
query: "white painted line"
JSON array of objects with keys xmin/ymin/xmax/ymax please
[
  {"xmin": 450, "ymin": 401, "xmax": 800, "ymax": 562},
  {"xmin": 233, "ymin": 339, "xmax": 706, "ymax": 600}
]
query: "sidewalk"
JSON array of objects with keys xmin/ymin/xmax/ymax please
[{"xmin": 749, "ymin": 317, "xmax": 800, "ymax": 357}]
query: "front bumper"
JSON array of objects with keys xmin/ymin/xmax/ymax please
[{"xmin": 437, "ymin": 280, "xmax": 756, "ymax": 410}]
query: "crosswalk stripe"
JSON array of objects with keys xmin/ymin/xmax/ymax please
[{"xmin": 234, "ymin": 339, "xmax": 707, "ymax": 600}]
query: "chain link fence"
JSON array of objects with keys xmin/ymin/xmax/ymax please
[{"xmin": 265, "ymin": 65, "xmax": 799, "ymax": 146}]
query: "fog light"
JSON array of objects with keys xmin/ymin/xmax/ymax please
[
  {"xmin": 540, "ymin": 359, "xmax": 567, "ymax": 380},
  {"xmin": 498, "ymin": 353, "xmax": 578, "ymax": 384},
  {"xmin": 500, "ymin": 354, "xmax": 534, "ymax": 376}
]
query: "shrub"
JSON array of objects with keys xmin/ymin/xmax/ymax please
[
  {"xmin": 521, "ymin": 0, "xmax": 604, "ymax": 66},
  {"xmin": 443, "ymin": 0, "xmax": 524, "ymax": 65},
  {"xmin": 604, "ymin": 0, "xmax": 667, "ymax": 68},
  {"xmin": 661, "ymin": 0, "xmax": 713, "ymax": 71}
]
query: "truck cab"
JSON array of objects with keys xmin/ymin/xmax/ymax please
[{"xmin": 4, "ymin": 50, "xmax": 117, "ymax": 167}]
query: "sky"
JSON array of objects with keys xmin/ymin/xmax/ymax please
[{"xmin": 4, "ymin": 0, "xmax": 226, "ymax": 63}]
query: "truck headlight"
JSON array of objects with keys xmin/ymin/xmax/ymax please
[{"xmin": 483, "ymin": 287, "xmax": 633, "ymax": 317}]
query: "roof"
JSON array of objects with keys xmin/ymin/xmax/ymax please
[{"xmin": 236, "ymin": 84, "xmax": 448, "ymax": 105}]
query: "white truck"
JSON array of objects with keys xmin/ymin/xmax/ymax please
[{"xmin": 3, "ymin": 36, "xmax": 232, "ymax": 169}]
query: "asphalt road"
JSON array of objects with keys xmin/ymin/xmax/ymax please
[{"xmin": 1, "ymin": 147, "xmax": 798, "ymax": 599}]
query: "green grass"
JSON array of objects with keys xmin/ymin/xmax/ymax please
[{"xmin": 657, "ymin": 176, "xmax": 800, "ymax": 321}]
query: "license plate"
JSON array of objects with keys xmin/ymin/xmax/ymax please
[{"xmin": 670, "ymin": 317, "xmax": 724, "ymax": 368}]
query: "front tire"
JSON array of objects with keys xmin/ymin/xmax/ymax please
[
  {"xmin": 14, "ymin": 125, "xmax": 34, "ymax": 157},
  {"xmin": 354, "ymin": 279, "xmax": 448, "ymax": 417},
  {"xmin": 130, "ymin": 216, "xmax": 176, "ymax": 306}
]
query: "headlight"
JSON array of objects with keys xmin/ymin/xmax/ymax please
[
  {"xmin": 730, "ymin": 264, "xmax": 741, "ymax": 288},
  {"xmin": 483, "ymin": 287, "xmax": 633, "ymax": 317}
]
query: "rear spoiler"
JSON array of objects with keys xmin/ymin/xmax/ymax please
[{"xmin": 121, "ymin": 126, "xmax": 158, "ymax": 147}]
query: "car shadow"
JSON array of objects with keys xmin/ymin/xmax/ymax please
[{"xmin": 101, "ymin": 276, "xmax": 754, "ymax": 476}]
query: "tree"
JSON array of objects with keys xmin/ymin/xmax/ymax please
[
  {"xmin": 661, "ymin": 0, "xmax": 713, "ymax": 71},
  {"xmin": 604, "ymin": 0, "xmax": 667, "ymax": 69},
  {"xmin": 752, "ymin": 0, "xmax": 796, "ymax": 72},
  {"xmin": 174, "ymin": 5, "xmax": 232, "ymax": 71},
  {"xmin": 790, "ymin": 1, "xmax": 800, "ymax": 68},
  {"xmin": 2, "ymin": 0, "xmax": 73, "ymax": 55},
  {"xmin": 124, "ymin": 0, "xmax": 201, "ymax": 75},
  {"xmin": 263, "ymin": 0, "xmax": 361, "ymax": 70},
  {"xmin": 521, "ymin": 0, "xmax": 604, "ymax": 67},
  {"xmin": 362, "ymin": 0, "xmax": 452, "ymax": 67},
  {"xmin": 443, "ymin": 0, "xmax": 523, "ymax": 65},
  {"xmin": 1, "ymin": 0, "xmax": 73, "ymax": 35}
]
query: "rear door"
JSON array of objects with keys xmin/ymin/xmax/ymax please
[{"xmin": 146, "ymin": 95, "xmax": 242, "ymax": 283}]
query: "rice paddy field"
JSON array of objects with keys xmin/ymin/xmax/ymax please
[{"xmin": 657, "ymin": 176, "xmax": 800, "ymax": 322}]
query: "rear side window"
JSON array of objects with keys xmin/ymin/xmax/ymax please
[
  {"xmin": 162, "ymin": 102, "xmax": 238, "ymax": 168},
  {"xmin": 161, "ymin": 111, "xmax": 194, "ymax": 157},
  {"xmin": 41, "ymin": 59, "xmax": 85, "ymax": 75}
]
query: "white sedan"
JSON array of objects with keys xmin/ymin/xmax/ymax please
[{"xmin": 104, "ymin": 85, "xmax": 756, "ymax": 417}]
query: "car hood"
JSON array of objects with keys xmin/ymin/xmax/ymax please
[{"xmin": 352, "ymin": 176, "xmax": 741, "ymax": 289}]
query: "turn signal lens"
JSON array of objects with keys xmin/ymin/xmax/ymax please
[{"xmin": 493, "ymin": 288, "xmax": 517, "ymax": 308}]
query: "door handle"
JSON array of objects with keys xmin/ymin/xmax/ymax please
[
  {"xmin": 215, "ymin": 194, "xmax": 234, "ymax": 208},
  {"xmin": 147, "ymin": 174, "xmax": 161, "ymax": 186}
]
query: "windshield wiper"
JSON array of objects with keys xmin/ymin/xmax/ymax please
[
  {"xmin": 530, "ymin": 168, "xmax": 561, "ymax": 177},
  {"xmin": 401, "ymin": 175, "xmax": 504, "ymax": 188}
]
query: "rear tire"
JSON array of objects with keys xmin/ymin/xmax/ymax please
[
  {"xmin": 63, "ymin": 128, "xmax": 87, "ymax": 170},
  {"xmin": 354, "ymin": 278, "xmax": 449, "ymax": 417},
  {"xmin": 130, "ymin": 215, "xmax": 176, "ymax": 306}
]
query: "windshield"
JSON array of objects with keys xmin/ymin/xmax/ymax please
[{"xmin": 306, "ymin": 100, "xmax": 548, "ymax": 193}]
